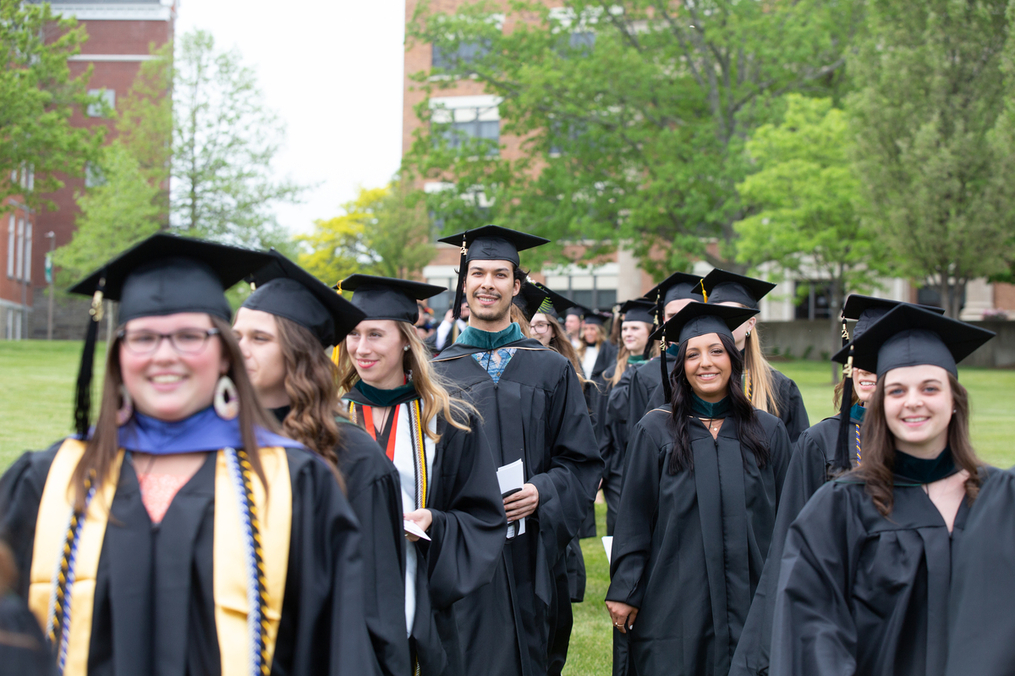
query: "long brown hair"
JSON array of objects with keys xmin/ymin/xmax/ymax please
[
  {"xmin": 855, "ymin": 373, "xmax": 983, "ymax": 517},
  {"xmin": 539, "ymin": 314, "xmax": 590, "ymax": 386},
  {"xmin": 272, "ymin": 315, "xmax": 346, "ymax": 489},
  {"xmin": 336, "ymin": 321, "xmax": 476, "ymax": 442},
  {"xmin": 73, "ymin": 315, "xmax": 276, "ymax": 511}
]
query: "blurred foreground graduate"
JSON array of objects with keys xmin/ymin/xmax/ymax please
[
  {"xmin": 730, "ymin": 295, "xmax": 945, "ymax": 676},
  {"xmin": 336, "ymin": 274, "xmax": 507, "ymax": 676},
  {"xmin": 235, "ymin": 252, "xmax": 409, "ymax": 676},
  {"xmin": 605, "ymin": 302, "xmax": 792, "ymax": 676},
  {"xmin": 431, "ymin": 226, "xmax": 602, "ymax": 676},
  {"xmin": 769, "ymin": 305, "xmax": 995, "ymax": 676},
  {"xmin": 0, "ymin": 234, "xmax": 372, "ymax": 676}
]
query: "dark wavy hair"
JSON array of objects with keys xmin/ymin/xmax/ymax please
[
  {"xmin": 666, "ymin": 333, "xmax": 770, "ymax": 475},
  {"xmin": 856, "ymin": 373, "xmax": 983, "ymax": 517}
]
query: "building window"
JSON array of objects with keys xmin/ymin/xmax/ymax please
[
  {"xmin": 6, "ymin": 215, "xmax": 14, "ymax": 278},
  {"xmin": 87, "ymin": 88, "xmax": 116, "ymax": 118},
  {"xmin": 431, "ymin": 96, "xmax": 501, "ymax": 156},
  {"xmin": 85, "ymin": 162, "xmax": 106, "ymax": 188},
  {"xmin": 793, "ymin": 280, "xmax": 833, "ymax": 320},
  {"xmin": 545, "ymin": 265, "xmax": 619, "ymax": 311},
  {"xmin": 14, "ymin": 219, "xmax": 24, "ymax": 280},
  {"xmin": 23, "ymin": 223, "xmax": 31, "ymax": 282},
  {"xmin": 432, "ymin": 40, "xmax": 490, "ymax": 71}
]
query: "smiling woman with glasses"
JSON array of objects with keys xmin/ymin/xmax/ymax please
[{"xmin": 0, "ymin": 235, "xmax": 374, "ymax": 676}]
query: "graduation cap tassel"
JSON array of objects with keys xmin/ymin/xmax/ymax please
[
  {"xmin": 74, "ymin": 277, "xmax": 106, "ymax": 439},
  {"xmin": 832, "ymin": 346, "xmax": 855, "ymax": 475},
  {"xmin": 841, "ymin": 310, "xmax": 849, "ymax": 348},
  {"xmin": 660, "ymin": 337, "xmax": 672, "ymax": 405},
  {"xmin": 451, "ymin": 235, "xmax": 468, "ymax": 321}
]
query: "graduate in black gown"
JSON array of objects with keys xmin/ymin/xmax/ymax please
[
  {"xmin": 769, "ymin": 305, "xmax": 995, "ymax": 676},
  {"xmin": 597, "ymin": 299, "xmax": 656, "ymax": 536},
  {"xmin": 606, "ymin": 302, "xmax": 792, "ymax": 676},
  {"xmin": 234, "ymin": 251, "xmax": 409, "ymax": 676},
  {"xmin": 730, "ymin": 295, "xmax": 946, "ymax": 676},
  {"xmin": 431, "ymin": 226, "xmax": 602, "ymax": 676},
  {"xmin": 944, "ymin": 466, "xmax": 1015, "ymax": 675},
  {"xmin": 0, "ymin": 234, "xmax": 373, "ymax": 676},
  {"xmin": 336, "ymin": 274, "xmax": 507, "ymax": 676},
  {"xmin": 624, "ymin": 272, "xmax": 704, "ymax": 430}
]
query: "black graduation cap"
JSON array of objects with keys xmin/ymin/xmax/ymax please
[
  {"xmin": 242, "ymin": 250, "xmax": 366, "ymax": 348},
  {"xmin": 618, "ymin": 299, "xmax": 656, "ymax": 325},
  {"xmin": 842, "ymin": 294, "xmax": 945, "ymax": 341},
  {"xmin": 513, "ymin": 279, "xmax": 573, "ymax": 321},
  {"xmin": 648, "ymin": 301, "xmax": 759, "ymax": 404},
  {"xmin": 436, "ymin": 225, "xmax": 549, "ymax": 320},
  {"xmin": 645, "ymin": 271, "xmax": 705, "ymax": 307},
  {"xmin": 338, "ymin": 274, "xmax": 446, "ymax": 324},
  {"xmin": 702, "ymin": 269, "xmax": 776, "ymax": 310},
  {"xmin": 583, "ymin": 311, "xmax": 612, "ymax": 327},
  {"xmin": 832, "ymin": 304, "xmax": 995, "ymax": 379},
  {"xmin": 563, "ymin": 306, "xmax": 586, "ymax": 319},
  {"xmin": 67, "ymin": 233, "xmax": 274, "ymax": 439}
]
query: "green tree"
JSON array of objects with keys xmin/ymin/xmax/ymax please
[
  {"xmin": 735, "ymin": 94, "xmax": 893, "ymax": 376},
  {"xmin": 849, "ymin": 0, "xmax": 1015, "ymax": 318},
  {"xmin": 298, "ymin": 182, "xmax": 436, "ymax": 285},
  {"xmin": 171, "ymin": 30, "xmax": 306, "ymax": 249},
  {"xmin": 0, "ymin": 0, "xmax": 104, "ymax": 211},
  {"xmin": 117, "ymin": 40, "xmax": 173, "ymax": 190},
  {"xmin": 54, "ymin": 142, "xmax": 162, "ymax": 281},
  {"xmin": 404, "ymin": 0, "xmax": 862, "ymax": 276}
]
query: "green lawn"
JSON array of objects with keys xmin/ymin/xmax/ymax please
[{"xmin": 1, "ymin": 342, "xmax": 1013, "ymax": 675}]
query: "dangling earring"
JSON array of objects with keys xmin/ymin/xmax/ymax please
[
  {"xmin": 117, "ymin": 385, "xmax": 133, "ymax": 426},
  {"xmin": 745, "ymin": 330, "xmax": 752, "ymax": 337},
  {"xmin": 214, "ymin": 375, "xmax": 239, "ymax": 420}
]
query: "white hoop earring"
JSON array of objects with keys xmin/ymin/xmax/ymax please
[
  {"xmin": 214, "ymin": 375, "xmax": 239, "ymax": 420},
  {"xmin": 117, "ymin": 385, "xmax": 133, "ymax": 426}
]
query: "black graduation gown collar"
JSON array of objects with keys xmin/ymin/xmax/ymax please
[
  {"xmin": 344, "ymin": 382, "xmax": 422, "ymax": 407},
  {"xmin": 433, "ymin": 335, "xmax": 548, "ymax": 359}
]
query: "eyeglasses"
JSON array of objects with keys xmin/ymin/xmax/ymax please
[
  {"xmin": 531, "ymin": 321, "xmax": 551, "ymax": 332},
  {"xmin": 118, "ymin": 328, "xmax": 221, "ymax": 355}
]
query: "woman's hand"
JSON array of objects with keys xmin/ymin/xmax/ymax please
[
  {"xmin": 503, "ymin": 483, "xmax": 540, "ymax": 521},
  {"xmin": 606, "ymin": 600, "xmax": 639, "ymax": 634},
  {"xmin": 404, "ymin": 508, "xmax": 432, "ymax": 542}
]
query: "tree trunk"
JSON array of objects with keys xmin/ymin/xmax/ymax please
[{"xmin": 939, "ymin": 274, "xmax": 953, "ymax": 319}]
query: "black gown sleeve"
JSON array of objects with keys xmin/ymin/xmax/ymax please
[
  {"xmin": 625, "ymin": 363, "xmax": 652, "ymax": 433},
  {"xmin": 422, "ymin": 415, "xmax": 507, "ymax": 610},
  {"xmin": 774, "ymin": 373, "xmax": 809, "ymax": 443},
  {"xmin": 337, "ymin": 426, "xmax": 411, "ymax": 676},
  {"xmin": 279, "ymin": 452, "xmax": 377, "ymax": 676},
  {"xmin": 944, "ymin": 466, "xmax": 1011, "ymax": 676},
  {"xmin": 769, "ymin": 483, "xmax": 861, "ymax": 676},
  {"xmin": 0, "ymin": 445, "xmax": 60, "ymax": 600},
  {"xmin": 731, "ymin": 424, "xmax": 828, "ymax": 676},
  {"xmin": 605, "ymin": 414, "xmax": 664, "ymax": 610}
]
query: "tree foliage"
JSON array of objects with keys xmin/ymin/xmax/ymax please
[
  {"xmin": 0, "ymin": 0, "xmax": 103, "ymax": 211},
  {"xmin": 54, "ymin": 143, "xmax": 162, "ymax": 282},
  {"xmin": 404, "ymin": 0, "xmax": 862, "ymax": 277},
  {"xmin": 736, "ymin": 95, "xmax": 892, "ymax": 308},
  {"xmin": 171, "ymin": 30, "xmax": 306, "ymax": 249},
  {"xmin": 849, "ymin": 0, "xmax": 1015, "ymax": 318},
  {"xmin": 298, "ymin": 182, "xmax": 436, "ymax": 285}
]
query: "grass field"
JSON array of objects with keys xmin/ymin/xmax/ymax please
[{"xmin": 1, "ymin": 341, "xmax": 1013, "ymax": 674}]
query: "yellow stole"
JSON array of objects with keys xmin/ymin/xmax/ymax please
[{"xmin": 28, "ymin": 440, "xmax": 292, "ymax": 676}]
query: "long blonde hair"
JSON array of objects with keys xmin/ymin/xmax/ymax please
[
  {"xmin": 576, "ymin": 323, "xmax": 607, "ymax": 360},
  {"xmin": 336, "ymin": 321, "xmax": 476, "ymax": 442},
  {"xmin": 743, "ymin": 325, "xmax": 780, "ymax": 417},
  {"xmin": 608, "ymin": 341, "xmax": 660, "ymax": 387}
]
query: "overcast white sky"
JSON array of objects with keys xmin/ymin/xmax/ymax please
[{"xmin": 174, "ymin": 0, "xmax": 407, "ymax": 235}]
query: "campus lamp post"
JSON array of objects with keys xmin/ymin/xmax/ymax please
[{"xmin": 45, "ymin": 231, "xmax": 55, "ymax": 340}]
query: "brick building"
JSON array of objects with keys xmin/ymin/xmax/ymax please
[
  {"xmin": 402, "ymin": 0, "xmax": 1015, "ymax": 324},
  {"xmin": 1, "ymin": 0, "xmax": 175, "ymax": 340}
]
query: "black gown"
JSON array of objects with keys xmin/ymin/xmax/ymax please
[
  {"xmin": 345, "ymin": 396, "xmax": 508, "ymax": 676},
  {"xmin": 606, "ymin": 406, "xmax": 792, "ymax": 676},
  {"xmin": 769, "ymin": 470, "xmax": 982, "ymax": 676},
  {"xmin": 944, "ymin": 467, "xmax": 1015, "ymax": 676},
  {"xmin": 631, "ymin": 356, "xmax": 810, "ymax": 443},
  {"xmin": 0, "ymin": 442, "xmax": 373, "ymax": 676},
  {"xmin": 597, "ymin": 361, "xmax": 642, "ymax": 537},
  {"xmin": 729, "ymin": 412, "xmax": 863, "ymax": 676},
  {"xmin": 433, "ymin": 337, "xmax": 602, "ymax": 676},
  {"xmin": 333, "ymin": 421, "xmax": 411, "ymax": 676}
]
